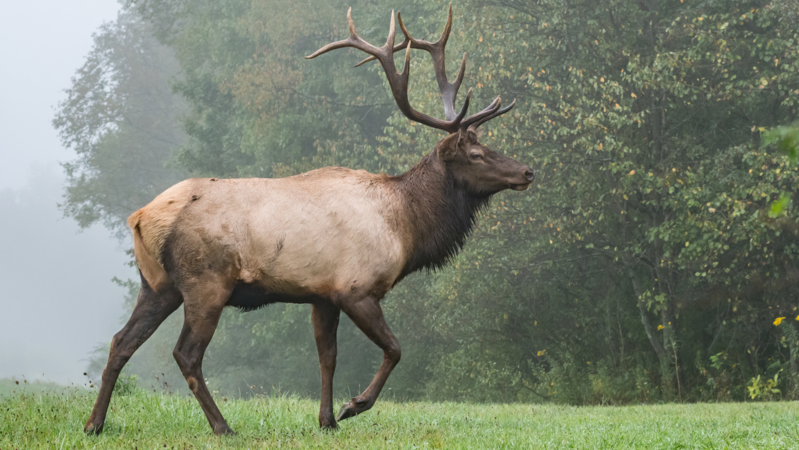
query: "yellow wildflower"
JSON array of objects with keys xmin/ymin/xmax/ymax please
[{"xmin": 774, "ymin": 317, "xmax": 785, "ymax": 326}]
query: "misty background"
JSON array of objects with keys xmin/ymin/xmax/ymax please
[
  {"xmin": 0, "ymin": 0, "xmax": 130, "ymax": 384},
  {"xmin": 1, "ymin": 0, "xmax": 798, "ymax": 406}
]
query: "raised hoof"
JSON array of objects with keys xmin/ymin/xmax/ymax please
[
  {"xmin": 336, "ymin": 397, "xmax": 369, "ymax": 422},
  {"xmin": 84, "ymin": 421, "xmax": 104, "ymax": 436}
]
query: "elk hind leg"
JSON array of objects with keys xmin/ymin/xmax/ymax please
[
  {"xmin": 337, "ymin": 297, "xmax": 400, "ymax": 421},
  {"xmin": 172, "ymin": 280, "xmax": 234, "ymax": 435},
  {"xmin": 85, "ymin": 276, "xmax": 182, "ymax": 435}
]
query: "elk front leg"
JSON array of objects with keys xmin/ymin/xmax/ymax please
[
  {"xmin": 312, "ymin": 302, "xmax": 340, "ymax": 429},
  {"xmin": 337, "ymin": 297, "xmax": 400, "ymax": 421},
  {"xmin": 172, "ymin": 280, "xmax": 234, "ymax": 435},
  {"xmin": 85, "ymin": 277, "xmax": 182, "ymax": 435}
]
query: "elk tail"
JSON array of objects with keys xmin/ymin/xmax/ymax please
[{"xmin": 128, "ymin": 209, "xmax": 171, "ymax": 292}]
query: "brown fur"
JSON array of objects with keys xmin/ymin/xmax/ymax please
[
  {"xmin": 89, "ymin": 49, "xmax": 534, "ymax": 437},
  {"xmin": 86, "ymin": 5, "xmax": 534, "ymax": 433},
  {"xmin": 128, "ymin": 132, "xmax": 529, "ymax": 299},
  {"xmin": 85, "ymin": 131, "xmax": 532, "ymax": 436}
]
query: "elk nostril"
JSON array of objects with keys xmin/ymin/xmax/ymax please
[{"xmin": 524, "ymin": 168, "xmax": 535, "ymax": 181}]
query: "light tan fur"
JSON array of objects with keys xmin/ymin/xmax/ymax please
[
  {"xmin": 127, "ymin": 180, "xmax": 195, "ymax": 292},
  {"xmin": 129, "ymin": 169, "xmax": 407, "ymax": 301}
]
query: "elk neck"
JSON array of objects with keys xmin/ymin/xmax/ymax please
[{"xmin": 389, "ymin": 149, "xmax": 491, "ymax": 280}]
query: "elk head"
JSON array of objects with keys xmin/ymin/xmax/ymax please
[{"xmin": 306, "ymin": 4, "xmax": 534, "ymax": 196}]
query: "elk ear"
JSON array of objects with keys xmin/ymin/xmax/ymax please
[{"xmin": 438, "ymin": 131, "xmax": 464, "ymax": 161}]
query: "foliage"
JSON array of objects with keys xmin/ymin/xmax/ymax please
[
  {"xmin": 415, "ymin": 0, "xmax": 799, "ymax": 403},
  {"xmin": 764, "ymin": 122, "xmax": 799, "ymax": 217},
  {"xmin": 58, "ymin": 0, "xmax": 799, "ymax": 405},
  {"xmin": 765, "ymin": 123, "xmax": 799, "ymax": 164},
  {"xmin": 748, "ymin": 370, "xmax": 782, "ymax": 400},
  {"xmin": 112, "ymin": 372, "xmax": 139, "ymax": 397},
  {"xmin": 53, "ymin": 8, "xmax": 187, "ymax": 236}
]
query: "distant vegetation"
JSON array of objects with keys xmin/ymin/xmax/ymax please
[
  {"xmin": 0, "ymin": 378, "xmax": 68, "ymax": 398},
  {"xmin": 55, "ymin": 0, "xmax": 799, "ymax": 404}
]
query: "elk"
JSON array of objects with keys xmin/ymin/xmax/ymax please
[{"xmin": 84, "ymin": 5, "xmax": 533, "ymax": 435}]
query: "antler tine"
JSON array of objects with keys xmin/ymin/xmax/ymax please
[
  {"xmin": 467, "ymin": 99, "xmax": 516, "ymax": 130},
  {"xmin": 305, "ymin": 7, "xmax": 383, "ymax": 60},
  {"xmin": 353, "ymin": 5, "xmax": 466, "ymax": 122},
  {"xmin": 438, "ymin": 3, "xmax": 453, "ymax": 49},
  {"xmin": 453, "ymin": 87, "xmax": 473, "ymax": 123},
  {"xmin": 386, "ymin": 7, "xmax": 397, "ymax": 50},
  {"xmin": 354, "ymin": 11, "xmax": 415, "ymax": 68},
  {"xmin": 442, "ymin": 52, "xmax": 467, "ymax": 121},
  {"xmin": 460, "ymin": 96, "xmax": 503, "ymax": 129},
  {"xmin": 405, "ymin": 4, "xmax": 464, "ymax": 122},
  {"xmin": 396, "ymin": 41, "xmax": 466, "ymax": 131},
  {"xmin": 347, "ymin": 6, "xmax": 358, "ymax": 36},
  {"xmin": 308, "ymin": 7, "xmax": 468, "ymax": 133},
  {"xmin": 308, "ymin": 6, "xmax": 512, "ymax": 133}
]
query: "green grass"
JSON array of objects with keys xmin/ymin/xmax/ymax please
[
  {"xmin": 1, "ymin": 388, "xmax": 798, "ymax": 449},
  {"xmin": 0, "ymin": 378, "xmax": 66, "ymax": 398}
]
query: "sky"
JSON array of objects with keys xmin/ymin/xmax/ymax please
[
  {"xmin": 0, "ymin": 1, "xmax": 120, "ymax": 191},
  {"xmin": 0, "ymin": 1, "xmax": 133, "ymax": 384}
]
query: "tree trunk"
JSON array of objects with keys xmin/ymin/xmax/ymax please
[
  {"xmin": 629, "ymin": 268, "xmax": 674, "ymax": 400},
  {"xmin": 788, "ymin": 322, "xmax": 799, "ymax": 398}
]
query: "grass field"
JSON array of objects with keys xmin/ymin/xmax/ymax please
[
  {"xmin": 0, "ymin": 378, "xmax": 66, "ymax": 398},
  {"xmin": 1, "ymin": 385, "xmax": 798, "ymax": 449}
]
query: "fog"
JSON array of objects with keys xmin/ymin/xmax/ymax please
[
  {"xmin": 0, "ymin": 0, "xmax": 127, "ymax": 384},
  {"xmin": 0, "ymin": 165, "xmax": 133, "ymax": 383},
  {"xmin": 0, "ymin": 0, "xmax": 796, "ymax": 406},
  {"xmin": 0, "ymin": 0, "xmax": 119, "ymax": 191}
]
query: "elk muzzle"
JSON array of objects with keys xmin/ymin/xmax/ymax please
[{"xmin": 511, "ymin": 166, "xmax": 535, "ymax": 191}]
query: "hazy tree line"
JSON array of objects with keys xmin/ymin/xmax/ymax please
[{"xmin": 56, "ymin": 0, "xmax": 799, "ymax": 404}]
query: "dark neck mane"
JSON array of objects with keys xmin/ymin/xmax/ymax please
[{"xmin": 392, "ymin": 151, "xmax": 490, "ymax": 278}]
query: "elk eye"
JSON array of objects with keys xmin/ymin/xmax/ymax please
[{"xmin": 469, "ymin": 152, "xmax": 483, "ymax": 161}]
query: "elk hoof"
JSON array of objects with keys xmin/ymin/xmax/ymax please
[
  {"xmin": 336, "ymin": 397, "xmax": 369, "ymax": 421},
  {"xmin": 84, "ymin": 421, "xmax": 104, "ymax": 435},
  {"xmin": 319, "ymin": 419, "xmax": 339, "ymax": 430},
  {"xmin": 214, "ymin": 424, "xmax": 236, "ymax": 436},
  {"xmin": 319, "ymin": 412, "xmax": 338, "ymax": 430}
]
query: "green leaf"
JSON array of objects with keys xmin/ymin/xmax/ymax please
[
  {"xmin": 763, "ymin": 123, "xmax": 799, "ymax": 163},
  {"xmin": 769, "ymin": 193, "xmax": 791, "ymax": 218}
]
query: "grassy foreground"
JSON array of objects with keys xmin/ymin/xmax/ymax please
[{"xmin": 1, "ymin": 388, "xmax": 798, "ymax": 449}]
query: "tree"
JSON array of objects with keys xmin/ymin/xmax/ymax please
[
  {"xmin": 54, "ymin": 8, "xmax": 187, "ymax": 237},
  {"xmin": 422, "ymin": 0, "xmax": 799, "ymax": 401},
  {"xmin": 68, "ymin": 0, "xmax": 799, "ymax": 403}
]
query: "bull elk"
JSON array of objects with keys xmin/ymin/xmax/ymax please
[{"xmin": 85, "ymin": 4, "xmax": 533, "ymax": 435}]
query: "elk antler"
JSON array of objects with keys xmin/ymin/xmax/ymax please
[{"xmin": 305, "ymin": 4, "xmax": 514, "ymax": 133}]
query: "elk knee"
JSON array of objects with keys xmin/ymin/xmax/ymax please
[
  {"xmin": 385, "ymin": 343, "xmax": 401, "ymax": 365},
  {"xmin": 172, "ymin": 347, "xmax": 188, "ymax": 370},
  {"xmin": 107, "ymin": 334, "xmax": 134, "ymax": 366}
]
